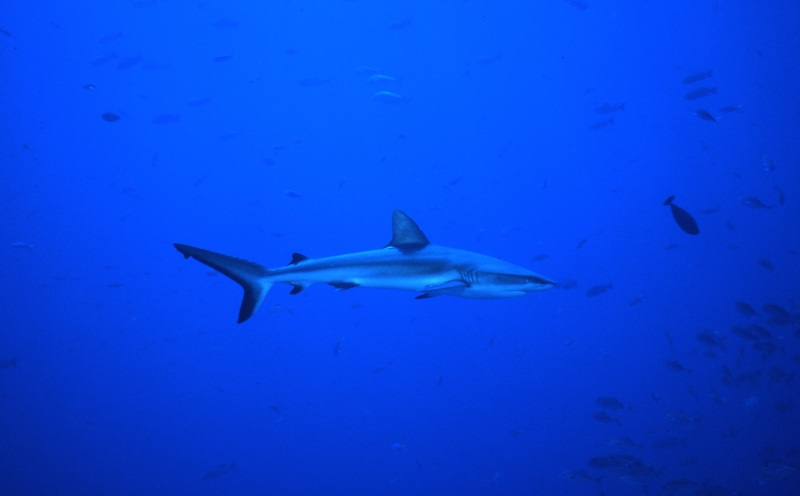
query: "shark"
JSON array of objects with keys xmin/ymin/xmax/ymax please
[{"xmin": 174, "ymin": 210, "xmax": 554, "ymax": 323}]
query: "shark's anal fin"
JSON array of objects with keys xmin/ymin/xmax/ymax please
[
  {"xmin": 174, "ymin": 243, "xmax": 273, "ymax": 324},
  {"xmin": 329, "ymin": 282, "xmax": 359, "ymax": 291},
  {"xmin": 288, "ymin": 253, "xmax": 308, "ymax": 265},
  {"xmin": 290, "ymin": 284, "xmax": 306, "ymax": 295},
  {"xmin": 386, "ymin": 210, "xmax": 430, "ymax": 252}
]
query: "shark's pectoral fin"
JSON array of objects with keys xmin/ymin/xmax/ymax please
[
  {"xmin": 289, "ymin": 284, "xmax": 306, "ymax": 295},
  {"xmin": 329, "ymin": 282, "xmax": 359, "ymax": 291},
  {"xmin": 415, "ymin": 293, "xmax": 436, "ymax": 300},
  {"xmin": 173, "ymin": 243, "xmax": 273, "ymax": 324}
]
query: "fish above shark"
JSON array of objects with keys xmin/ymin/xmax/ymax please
[{"xmin": 175, "ymin": 210, "xmax": 555, "ymax": 323}]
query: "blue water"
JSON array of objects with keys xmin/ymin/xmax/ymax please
[{"xmin": 2, "ymin": 1, "xmax": 799, "ymax": 494}]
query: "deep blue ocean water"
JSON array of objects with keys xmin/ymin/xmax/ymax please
[{"xmin": 2, "ymin": 1, "xmax": 799, "ymax": 494}]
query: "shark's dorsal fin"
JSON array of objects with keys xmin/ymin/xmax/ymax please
[{"xmin": 386, "ymin": 210, "xmax": 430, "ymax": 251}]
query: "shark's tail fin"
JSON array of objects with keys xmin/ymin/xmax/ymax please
[{"xmin": 174, "ymin": 243, "xmax": 273, "ymax": 323}]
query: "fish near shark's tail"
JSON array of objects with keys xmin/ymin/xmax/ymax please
[{"xmin": 174, "ymin": 244, "xmax": 273, "ymax": 323}]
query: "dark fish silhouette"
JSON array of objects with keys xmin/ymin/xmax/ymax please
[
  {"xmin": 203, "ymin": 462, "xmax": 236, "ymax": 480},
  {"xmin": 719, "ymin": 105, "xmax": 742, "ymax": 113},
  {"xmin": 152, "ymin": 114, "xmax": 180, "ymax": 125},
  {"xmin": 0, "ymin": 358, "xmax": 17, "ymax": 369},
  {"xmin": 664, "ymin": 196, "xmax": 699, "ymax": 235},
  {"xmin": 595, "ymin": 102, "xmax": 625, "ymax": 114},
  {"xmin": 586, "ymin": 283, "xmax": 612, "ymax": 297},
  {"xmin": 734, "ymin": 301, "xmax": 758, "ymax": 317},
  {"xmin": 101, "ymin": 112, "xmax": 121, "ymax": 122},
  {"xmin": 682, "ymin": 70, "xmax": 713, "ymax": 85},
  {"xmin": 694, "ymin": 109, "xmax": 717, "ymax": 122},
  {"xmin": 589, "ymin": 118, "xmax": 614, "ymax": 130},
  {"xmin": 741, "ymin": 196, "xmax": 773, "ymax": 209},
  {"xmin": 116, "ymin": 54, "xmax": 142, "ymax": 70},
  {"xmin": 684, "ymin": 87, "xmax": 717, "ymax": 100},
  {"xmin": 91, "ymin": 52, "xmax": 117, "ymax": 67}
]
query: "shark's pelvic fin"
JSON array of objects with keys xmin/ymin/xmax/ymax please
[
  {"xmin": 386, "ymin": 210, "xmax": 430, "ymax": 252},
  {"xmin": 173, "ymin": 243, "xmax": 273, "ymax": 323}
]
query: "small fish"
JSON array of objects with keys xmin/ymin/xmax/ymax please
[
  {"xmin": 11, "ymin": 241, "xmax": 33, "ymax": 250},
  {"xmin": 595, "ymin": 396, "xmax": 626, "ymax": 411},
  {"xmin": 762, "ymin": 156, "xmax": 775, "ymax": 172},
  {"xmin": 0, "ymin": 27, "xmax": 14, "ymax": 37},
  {"xmin": 82, "ymin": 83, "xmax": 96, "ymax": 90},
  {"xmin": 592, "ymin": 411, "xmax": 620, "ymax": 425},
  {"xmin": 90, "ymin": 52, "xmax": 117, "ymax": 67},
  {"xmin": 763, "ymin": 303, "xmax": 791, "ymax": 322},
  {"xmin": 589, "ymin": 118, "xmax": 614, "ymax": 130},
  {"xmin": 368, "ymin": 74, "xmax": 397, "ymax": 85},
  {"xmin": 730, "ymin": 325, "xmax": 760, "ymax": 342},
  {"xmin": 694, "ymin": 108, "xmax": 717, "ymax": 122},
  {"xmin": 700, "ymin": 205, "xmax": 720, "ymax": 215},
  {"xmin": 684, "ymin": 87, "xmax": 717, "ymax": 100},
  {"xmin": 664, "ymin": 195, "xmax": 699, "ymax": 234},
  {"xmin": 664, "ymin": 330, "xmax": 674, "ymax": 346},
  {"xmin": 577, "ymin": 238, "xmax": 588, "ymax": 249},
  {"xmin": 741, "ymin": 196, "xmax": 773, "ymax": 209},
  {"xmin": 607, "ymin": 436, "xmax": 641, "ymax": 449},
  {"xmin": 682, "ymin": 69, "xmax": 713, "ymax": 84},
  {"xmin": 758, "ymin": 258, "xmax": 775, "ymax": 272},
  {"xmin": 213, "ymin": 55, "xmax": 234, "ymax": 62},
  {"xmin": 665, "ymin": 409, "xmax": 701, "ymax": 425},
  {"xmin": 388, "ymin": 19, "xmax": 412, "ymax": 30},
  {"xmin": 333, "ymin": 337, "xmax": 345, "ymax": 356},
  {"xmin": 531, "ymin": 254, "xmax": 549, "ymax": 262},
  {"xmin": 564, "ymin": 0, "xmax": 589, "ymax": 11},
  {"xmin": 373, "ymin": 91, "xmax": 402, "ymax": 103},
  {"xmin": 0, "ymin": 358, "xmax": 18, "ymax": 369},
  {"xmin": 285, "ymin": 190, "xmax": 302, "ymax": 200},
  {"xmin": 116, "ymin": 54, "xmax": 142, "ymax": 70},
  {"xmin": 718, "ymin": 105, "xmax": 742, "ymax": 113},
  {"xmin": 390, "ymin": 442, "xmax": 406, "ymax": 450},
  {"xmin": 101, "ymin": 112, "xmax": 121, "ymax": 122},
  {"xmin": 261, "ymin": 158, "xmax": 274, "ymax": 166},
  {"xmin": 629, "ymin": 297, "xmax": 643, "ymax": 307},
  {"xmin": 663, "ymin": 359, "xmax": 689, "ymax": 374},
  {"xmin": 187, "ymin": 97, "xmax": 212, "ymax": 107},
  {"xmin": 509, "ymin": 429, "xmax": 523, "ymax": 437},
  {"xmin": 152, "ymin": 114, "xmax": 180, "ymax": 125},
  {"xmin": 735, "ymin": 301, "xmax": 758, "ymax": 317},
  {"xmin": 586, "ymin": 283, "xmax": 612, "ymax": 297},
  {"xmin": 484, "ymin": 337, "xmax": 497, "ymax": 350},
  {"xmin": 372, "ymin": 367, "xmax": 385, "ymax": 374},
  {"xmin": 696, "ymin": 329, "xmax": 725, "ymax": 349},
  {"xmin": 298, "ymin": 77, "xmax": 330, "ymax": 87},
  {"xmin": 595, "ymin": 102, "xmax": 625, "ymax": 114},
  {"xmin": 725, "ymin": 220, "xmax": 736, "ymax": 232},
  {"xmin": 202, "ymin": 461, "xmax": 237, "ymax": 480}
]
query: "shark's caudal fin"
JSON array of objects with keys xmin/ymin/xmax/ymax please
[{"xmin": 174, "ymin": 244, "xmax": 272, "ymax": 323}]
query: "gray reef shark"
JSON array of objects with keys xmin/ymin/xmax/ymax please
[{"xmin": 175, "ymin": 210, "xmax": 555, "ymax": 323}]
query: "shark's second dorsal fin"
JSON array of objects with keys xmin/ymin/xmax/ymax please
[{"xmin": 386, "ymin": 210, "xmax": 430, "ymax": 251}]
